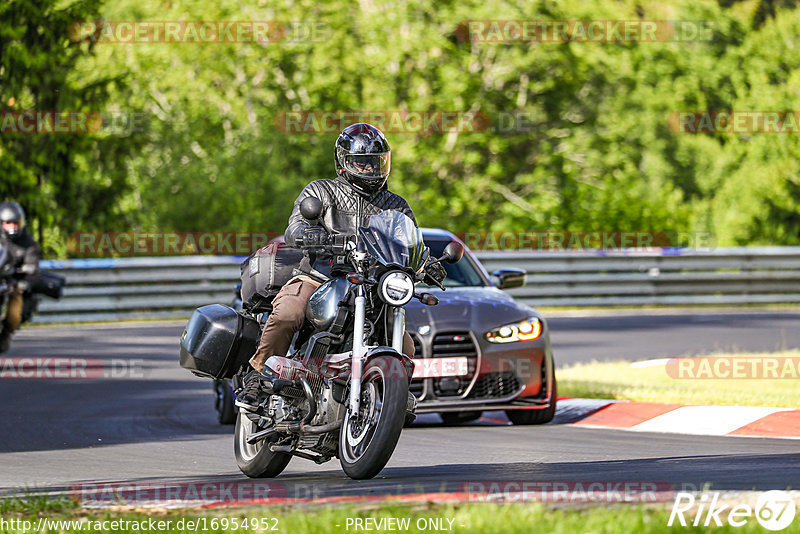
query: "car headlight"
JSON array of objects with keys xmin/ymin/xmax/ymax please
[
  {"xmin": 378, "ymin": 271, "xmax": 414, "ymax": 306},
  {"xmin": 485, "ymin": 317, "xmax": 542, "ymax": 343}
]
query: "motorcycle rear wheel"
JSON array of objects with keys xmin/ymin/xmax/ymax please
[
  {"xmin": 234, "ymin": 412, "xmax": 292, "ymax": 478},
  {"xmin": 339, "ymin": 356, "xmax": 408, "ymax": 480},
  {"xmin": 214, "ymin": 380, "xmax": 236, "ymax": 425}
]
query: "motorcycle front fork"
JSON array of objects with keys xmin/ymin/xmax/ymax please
[{"xmin": 348, "ymin": 285, "xmax": 406, "ymax": 415}]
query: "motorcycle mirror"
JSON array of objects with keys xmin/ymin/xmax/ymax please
[
  {"xmin": 438, "ymin": 242, "xmax": 464, "ymax": 264},
  {"xmin": 299, "ymin": 197, "xmax": 324, "ymax": 221}
]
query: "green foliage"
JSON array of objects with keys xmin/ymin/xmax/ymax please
[
  {"xmin": 0, "ymin": 0, "xmax": 140, "ymax": 256},
  {"xmin": 3, "ymin": 0, "xmax": 800, "ymax": 256}
]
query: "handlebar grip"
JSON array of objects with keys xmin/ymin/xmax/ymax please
[{"xmin": 429, "ymin": 277, "xmax": 445, "ymax": 290}]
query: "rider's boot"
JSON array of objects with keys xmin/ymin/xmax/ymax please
[{"xmin": 234, "ymin": 367, "xmax": 273, "ymax": 411}]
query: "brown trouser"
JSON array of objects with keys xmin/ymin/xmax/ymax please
[
  {"xmin": 249, "ymin": 275, "xmax": 415, "ymax": 373},
  {"xmin": 4, "ymin": 288, "xmax": 24, "ymax": 333}
]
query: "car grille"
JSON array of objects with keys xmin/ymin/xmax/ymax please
[
  {"xmin": 432, "ymin": 331, "xmax": 477, "ymax": 358},
  {"xmin": 466, "ymin": 371, "xmax": 521, "ymax": 400},
  {"xmin": 432, "ymin": 331, "xmax": 478, "ymax": 397}
]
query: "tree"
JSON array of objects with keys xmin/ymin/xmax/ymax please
[{"xmin": 0, "ymin": 0, "xmax": 135, "ymax": 256}]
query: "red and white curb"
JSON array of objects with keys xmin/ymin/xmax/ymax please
[{"xmin": 560, "ymin": 398, "xmax": 800, "ymax": 439}]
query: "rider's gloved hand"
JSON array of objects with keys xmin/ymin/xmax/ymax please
[
  {"xmin": 14, "ymin": 280, "xmax": 30, "ymax": 292},
  {"xmin": 17, "ymin": 265, "xmax": 37, "ymax": 275},
  {"xmin": 301, "ymin": 226, "xmax": 329, "ymax": 247},
  {"xmin": 426, "ymin": 259, "xmax": 447, "ymax": 282}
]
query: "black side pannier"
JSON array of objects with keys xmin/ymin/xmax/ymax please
[
  {"xmin": 240, "ymin": 241, "xmax": 303, "ymax": 313},
  {"xmin": 179, "ymin": 304, "xmax": 260, "ymax": 379},
  {"xmin": 32, "ymin": 270, "xmax": 66, "ymax": 300}
]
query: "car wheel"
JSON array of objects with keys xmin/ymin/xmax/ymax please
[
  {"xmin": 439, "ymin": 411, "xmax": 482, "ymax": 426},
  {"xmin": 505, "ymin": 373, "xmax": 557, "ymax": 425},
  {"xmin": 214, "ymin": 380, "xmax": 236, "ymax": 425}
]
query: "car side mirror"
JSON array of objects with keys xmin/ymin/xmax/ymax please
[
  {"xmin": 492, "ymin": 268, "xmax": 527, "ymax": 289},
  {"xmin": 438, "ymin": 242, "xmax": 464, "ymax": 264},
  {"xmin": 299, "ymin": 197, "xmax": 323, "ymax": 220}
]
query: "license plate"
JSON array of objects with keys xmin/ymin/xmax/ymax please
[{"xmin": 411, "ymin": 357, "xmax": 470, "ymax": 379}]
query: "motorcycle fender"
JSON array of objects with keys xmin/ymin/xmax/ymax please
[
  {"xmin": 362, "ymin": 346, "xmax": 414, "ymax": 381},
  {"xmin": 326, "ymin": 347, "xmax": 414, "ymax": 382}
]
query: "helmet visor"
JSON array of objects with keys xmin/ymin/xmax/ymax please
[{"xmin": 342, "ymin": 153, "xmax": 390, "ymax": 179}]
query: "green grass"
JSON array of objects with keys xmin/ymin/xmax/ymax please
[
  {"xmin": 0, "ymin": 494, "xmax": 76, "ymax": 515},
  {"xmin": 559, "ymin": 350, "xmax": 800, "ymax": 408},
  {"xmin": 0, "ymin": 497, "xmax": 781, "ymax": 534}
]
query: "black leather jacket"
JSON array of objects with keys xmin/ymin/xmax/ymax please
[
  {"xmin": 0, "ymin": 230, "xmax": 41, "ymax": 284},
  {"xmin": 285, "ymin": 176, "xmax": 416, "ymax": 280}
]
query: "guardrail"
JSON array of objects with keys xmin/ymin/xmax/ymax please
[
  {"xmin": 33, "ymin": 246, "xmax": 800, "ymax": 323},
  {"xmin": 476, "ymin": 247, "xmax": 800, "ymax": 307}
]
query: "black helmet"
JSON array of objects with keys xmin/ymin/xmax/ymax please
[
  {"xmin": 335, "ymin": 123, "xmax": 391, "ymax": 196},
  {"xmin": 0, "ymin": 201, "xmax": 26, "ymax": 241}
]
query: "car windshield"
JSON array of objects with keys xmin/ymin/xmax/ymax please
[{"xmin": 420, "ymin": 239, "xmax": 486, "ymax": 288}]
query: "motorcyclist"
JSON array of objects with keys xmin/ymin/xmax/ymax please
[
  {"xmin": 236, "ymin": 123, "xmax": 418, "ymax": 411},
  {"xmin": 0, "ymin": 201, "xmax": 41, "ymax": 352}
]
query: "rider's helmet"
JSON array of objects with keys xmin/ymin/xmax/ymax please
[
  {"xmin": 0, "ymin": 201, "xmax": 26, "ymax": 243},
  {"xmin": 334, "ymin": 123, "xmax": 391, "ymax": 197}
]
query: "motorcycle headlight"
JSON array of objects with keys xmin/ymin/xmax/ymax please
[
  {"xmin": 485, "ymin": 317, "xmax": 542, "ymax": 343},
  {"xmin": 378, "ymin": 271, "xmax": 414, "ymax": 306}
]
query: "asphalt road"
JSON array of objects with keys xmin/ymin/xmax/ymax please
[
  {"xmin": 1, "ymin": 311, "xmax": 799, "ymax": 500},
  {"xmin": 548, "ymin": 310, "xmax": 800, "ymax": 366}
]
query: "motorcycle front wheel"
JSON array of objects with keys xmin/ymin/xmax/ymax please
[
  {"xmin": 339, "ymin": 356, "xmax": 408, "ymax": 480},
  {"xmin": 234, "ymin": 412, "xmax": 292, "ymax": 478}
]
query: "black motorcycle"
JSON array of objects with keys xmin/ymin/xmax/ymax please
[
  {"xmin": 181, "ymin": 198, "xmax": 462, "ymax": 479},
  {"xmin": 0, "ymin": 244, "xmax": 65, "ymax": 353}
]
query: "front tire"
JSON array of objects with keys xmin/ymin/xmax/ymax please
[
  {"xmin": 339, "ymin": 356, "xmax": 408, "ymax": 480},
  {"xmin": 506, "ymin": 373, "xmax": 557, "ymax": 425},
  {"xmin": 234, "ymin": 412, "xmax": 292, "ymax": 478}
]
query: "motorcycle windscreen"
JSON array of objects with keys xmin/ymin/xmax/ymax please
[{"xmin": 357, "ymin": 211, "xmax": 427, "ymax": 271}]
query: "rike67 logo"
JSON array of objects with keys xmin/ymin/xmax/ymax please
[{"xmin": 669, "ymin": 491, "xmax": 796, "ymax": 530}]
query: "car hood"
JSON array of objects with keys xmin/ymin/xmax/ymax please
[{"xmin": 404, "ymin": 286, "xmax": 538, "ymax": 336}]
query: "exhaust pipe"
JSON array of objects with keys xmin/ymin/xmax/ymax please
[
  {"xmin": 299, "ymin": 378, "xmax": 317, "ymax": 424},
  {"xmin": 246, "ymin": 427, "xmax": 278, "ymax": 444}
]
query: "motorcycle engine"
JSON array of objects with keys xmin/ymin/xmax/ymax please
[
  {"xmin": 297, "ymin": 382, "xmax": 344, "ymax": 455},
  {"xmin": 267, "ymin": 395, "xmax": 299, "ymax": 423}
]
